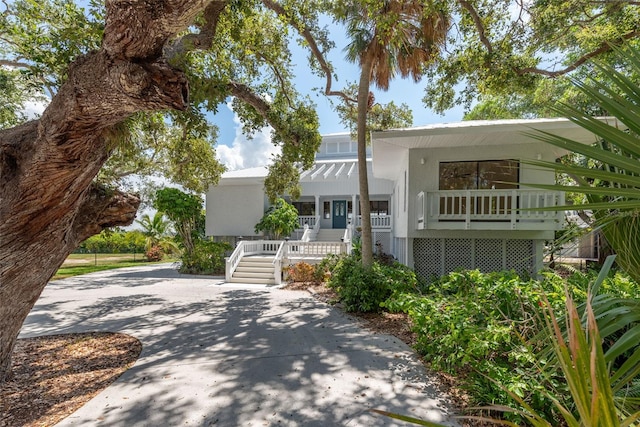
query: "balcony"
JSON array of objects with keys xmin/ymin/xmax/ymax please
[{"xmin": 417, "ymin": 189, "xmax": 565, "ymax": 231}]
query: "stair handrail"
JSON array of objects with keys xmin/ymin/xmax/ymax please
[
  {"xmin": 225, "ymin": 240, "xmax": 246, "ymax": 282},
  {"xmin": 271, "ymin": 240, "xmax": 286, "ymax": 285},
  {"xmin": 300, "ymin": 224, "xmax": 312, "ymax": 242},
  {"xmin": 309, "ymin": 214, "xmax": 321, "ymax": 240}
]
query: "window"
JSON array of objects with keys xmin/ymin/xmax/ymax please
[
  {"xmin": 370, "ymin": 201, "xmax": 389, "ymax": 216},
  {"xmin": 439, "ymin": 160, "xmax": 519, "ymax": 190},
  {"xmin": 323, "ymin": 201, "xmax": 330, "ymax": 219},
  {"xmin": 292, "ymin": 201, "xmax": 315, "ymax": 216},
  {"xmin": 438, "ymin": 160, "xmax": 519, "ymax": 219}
]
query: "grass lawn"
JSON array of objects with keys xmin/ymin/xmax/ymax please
[{"xmin": 53, "ymin": 253, "xmax": 169, "ymax": 280}]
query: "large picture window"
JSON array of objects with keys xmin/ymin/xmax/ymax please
[
  {"xmin": 438, "ymin": 160, "xmax": 519, "ymax": 219},
  {"xmin": 439, "ymin": 160, "xmax": 518, "ymax": 190}
]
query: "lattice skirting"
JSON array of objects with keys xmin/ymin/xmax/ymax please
[{"xmin": 413, "ymin": 238, "xmax": 535, "ymax": 280}]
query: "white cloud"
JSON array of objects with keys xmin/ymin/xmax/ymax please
[
  {"xmin": 22, "ymin": 99, "xmax": 48, "ymax": 119},
  {"xmin": 215, "ymin": 103, "xmax": 281, "ymax": 171}
]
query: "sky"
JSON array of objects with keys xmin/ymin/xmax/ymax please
[{"xmin": 212, "ymin": 19, "xmax": 467, "ymax": 171}]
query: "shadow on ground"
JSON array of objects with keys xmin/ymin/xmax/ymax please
[{"xmin": 21, "ymin": 265, "xmax": 457, "ymax": 427}]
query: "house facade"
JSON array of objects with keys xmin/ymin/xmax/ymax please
[{"xmin": 206, "ymin": 118, "xmax": 600, "ymax": 283}]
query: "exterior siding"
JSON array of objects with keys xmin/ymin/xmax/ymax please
[{"xmin": 206, "ymin": 184, "xmax": 266, "ymax": 237}]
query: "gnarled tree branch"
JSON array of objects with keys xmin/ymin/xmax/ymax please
[
  {"xmin": 518, "ymin": 30, "xmax": 640, "ymax": 78},
  {"xmin": 262, "ymin": 0, "xmax": 356, "ymax": 103}
]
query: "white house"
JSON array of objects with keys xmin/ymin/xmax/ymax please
[{"xmin": 205, "ymin": 118, "xmax": 601, "ymax": 284}]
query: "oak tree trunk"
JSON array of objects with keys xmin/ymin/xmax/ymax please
[{"xmin": 0, "ymin": 0, "xmax": 219, "ymax": 383}]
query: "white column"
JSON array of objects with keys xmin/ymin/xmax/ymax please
[
  {"xmin": 315, "ymin": 195, "xmax": 320, "ymax": 221},
  {"xmin": 352, "ymin": 194, "xmax": 357, "ymax": 223}
]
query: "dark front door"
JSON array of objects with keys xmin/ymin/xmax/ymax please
[{"xmin": 333, "ymin": 200, "xmax": 347, "ymax": 229}]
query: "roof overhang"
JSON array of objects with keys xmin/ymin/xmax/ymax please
[{"xmin": 371, "ymin": 117, "xmax": 619, "ymax": 179}]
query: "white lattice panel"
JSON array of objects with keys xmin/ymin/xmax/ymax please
[
  {"xmin": 475, "ymin": 239, "xmax": 504, "ymax": 272},
  {"xmin": 413, "ymin": 238, "xmax": 442, "ymax": 280},
  {"xmin": 444, "ymin": 238, "xmax": 473, "ymax": 272},
  {"xmin": 506, "ymin": 239, "xmax": 534, "ymax": 276},
  {"xmin": 414, "ymin": 238, "xmax": 537, "ymax": 281}
]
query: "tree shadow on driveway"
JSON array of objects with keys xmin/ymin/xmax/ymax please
[{"xmin": 21, "ymin": 266, "xmax": 458, "ymax": 426}]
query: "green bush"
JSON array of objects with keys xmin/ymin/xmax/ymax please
[
  {"xmin": 384, "ymin": 267, "xmax": 640, "ymax": 424},
  {"xmin": 328, "ymin": 255, "xmax": 419, "ymax": 313},
  {"xmin": 313, "ymin": 253, "xmax": 345, "ymax": 283},
  {"xmin": 179, "ymin": 240, "xmax": 232, "ymax": 275},
  {"xmin": 383, "ymin": 269, "xmax": 580, "ymax": 423}
]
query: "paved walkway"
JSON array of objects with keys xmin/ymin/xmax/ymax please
[{"xmin": 21, "ymin": 264, "xmax": 458, "ymax": 426}]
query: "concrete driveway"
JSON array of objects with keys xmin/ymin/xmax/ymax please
[{"xmin": 20, "ymin": 264, "xmax": 458, "ymax": 426}]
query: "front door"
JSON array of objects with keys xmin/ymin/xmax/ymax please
[{"xmin": 332, "ymin": 200, "xmax": 347, "ymax": 229}]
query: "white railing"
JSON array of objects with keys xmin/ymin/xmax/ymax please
[
  {"xmin": 225, "ymin": 240, "xmax": 284, "ymax": 281},
  {"xmin": 285, "ymin": 241, "xmax": 350, "ymax": 260},
  {"xmin": 354, "ymin": 214, "xmax": 392, "ymax": 229},
  {"xmin": 422, "ymin": 189, "xmax": 564, "ymax": 230},
  {"xmin": 297, "ymin": 215, "xmax": 317, "ymax": 229},
  {"xmin": 272, "ymin": 241, "xmax": 286, "ymax": 285},
  {"xmin": 225, "ymin": 239, "xmax": 350, "ymax": 283},
  {"xmin": 300, "ymin": 225, "xmax": 312, "ymax": 242},
  {"xmin": 342, "ymin": 228, "xmax": 350, "ymax": 243}
]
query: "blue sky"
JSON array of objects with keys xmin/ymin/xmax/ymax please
[{"xmin": 212, "ymin": 20, "xmax": 467, "ymax": 171}]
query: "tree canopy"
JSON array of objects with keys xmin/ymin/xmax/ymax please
[{"xmin": 424, "ymin": 0, "xmax": 640, "ymax": 115}]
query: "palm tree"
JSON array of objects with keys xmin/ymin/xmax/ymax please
[
  {"xmin": 337, "ymin": 0, "xmax": 448, "ymax": 267},
  {"xmin": 136, "ymin": 212, "xmax": 179, "ymax": 256},
  {"xmin": 524, "ymin": 44, "xmax": 640, "ymax": 283}
]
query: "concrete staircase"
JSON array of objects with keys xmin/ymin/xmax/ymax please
[
  {"xmin": 229, "ymin": 255, "xmax": 277, "ymax": 285},
  {"xmin": 313, "ymin": 229, "xmax": 346, "ymax": 242}
]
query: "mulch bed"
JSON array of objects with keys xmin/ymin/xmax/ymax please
[{"xmin": 0, "ymin": 332, "xmax": 141, "ymax": 427}]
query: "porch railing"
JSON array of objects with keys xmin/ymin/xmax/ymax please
[
  {"xmin": 354, "ymin": 214, "xmax": 392, "ymax": 229},
  {"xmin": 297, "ymin": 215, "xmax": 317, "ymax": 229},
  {"xmin": 419, "ymin": 189, "xmax": 564, "ymax": 230},
  {"xmin": 285, "ymin": 241, "xmax": 350, "ymax": 259}
]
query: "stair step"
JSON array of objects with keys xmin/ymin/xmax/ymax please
[
  {"xmin": 243, "ymin": 255, "xmax": 275, "ymax": 262},
  {"xmin": 234, "ymin": 270, "xmax": 274, "ymax": 277},
  {"xmin": 235, "ymin": 267, "xmax": 275, "ymax": 274},
  {"xmin": 237, "ymin": 262, "xmax": 275, "ymax": 269},
  {"xmin": 228, "ymin": 277, "xmax": 277, "ymax": 285}
]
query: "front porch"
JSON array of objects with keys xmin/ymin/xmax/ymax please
[{"xmin": 416, "ymin": 189, "xmax": 565, "ymax": 231}]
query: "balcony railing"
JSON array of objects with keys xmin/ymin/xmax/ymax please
[{"xmin": 417, "ymin": 189, "xmax": 564, "ymax": 231}]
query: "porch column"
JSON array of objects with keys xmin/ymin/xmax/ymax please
[
  {"xmin": 315, "ymin": 195, "xmax": 320, "ymax": 220},
  {"xmin": 352, "ymin": 194, "xmax": 357, "ymax": 225}
]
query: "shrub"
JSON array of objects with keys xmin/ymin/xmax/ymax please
[
  {"xmin": 383, "ymin": 269, "xmax": 579, "ymax": 423},
  {"xmin": 145, "ymin": 245, "xmax": 164, "ymax": 262},
  {"xmin": 179, "ymin": 240, "xmax": 232, "ymax": 275},
  {"xmin": 328, "ymin": 255, "xmax": 419, "ymax": 313},
  {"xmin": 313, "ymin": 253, "xmax": 344, "ymax": 283},
  {"xmin": 287, "ymin": 262, "xmax": 316, "ymax": 283}
]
